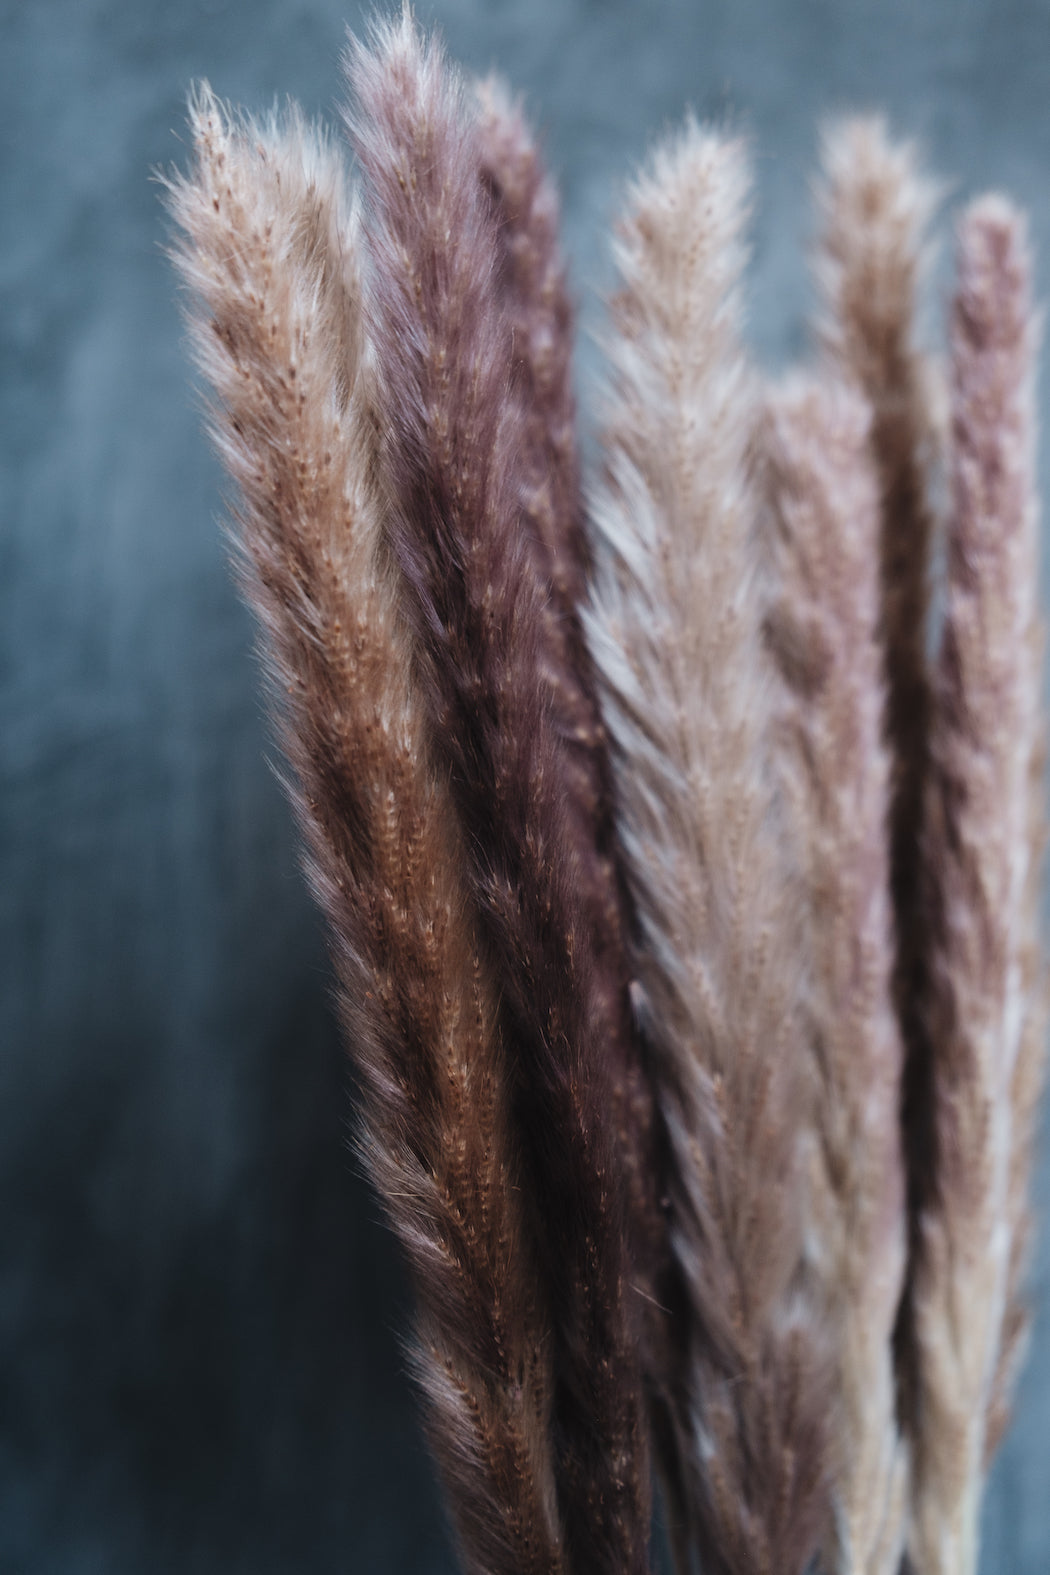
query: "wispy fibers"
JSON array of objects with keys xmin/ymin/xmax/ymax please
[
  {"xmin": 165, "ymin": 92, "xmax": 564, "ymax": 1575},
  {"xmin": 586, "ymin": 123, "xmax": 832, "ymax": 1575},
  {"xmin": 763, "ymin": 377, "xmax": 908, "ymax": 1575},
  {"xmin": 907, "ymin": 197, "xmax": 1046, "ymax": 1575},
  {"xmin": 341, "ymin": 16, "xmax": 652, "ymax": 1575}
]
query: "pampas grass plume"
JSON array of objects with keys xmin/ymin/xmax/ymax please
[
  {"xmin": 587, "ymin": 122, "xmax": 832, "ymax": 1575},
  {"xmin": 342, "ymin": 15, "xmax": 652, "ymax": 1573},
  {"xmin": 163, "ymin": 36, "xmax": 1049, "ymax": 1575},
  {"xmin": 763, "ymin": 376, "xmax": 908, "ymax": 1575},
  {"xmin": 165, "ymin": 89, "xmax": 564, "ymax": 1575},
  {"xmin": 907, "ymin": 195, "xmax": 1046, "ymax": 1575}
]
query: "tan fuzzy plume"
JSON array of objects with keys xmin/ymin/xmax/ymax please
[
  {"xmin": 342, "ymin": 16, "xmax": 652, "ymax": 1574},
  {"xmin": 164, "ymin": 90, "xmax": 564, "ymax": 1575},
  {"xmin": 586, "ymin": 123, "xmax": 832, "ymax": 1575},
  {"xmin": 812, "ymin": 123, "xmax": 943, "ymax": 1347},
  {"xmin": 907, "ymin": 196, "xmax": 1046, "ymax": 1575},
  {"xmin": 763, "ymin": 376, "xmax": 908, "ymax": 1575}
]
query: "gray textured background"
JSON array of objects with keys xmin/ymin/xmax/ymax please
[{"xmin": 3, "ymin": 1, "xmax": 1050, "ymax": 1570}]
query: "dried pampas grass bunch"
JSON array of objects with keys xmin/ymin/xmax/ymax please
[{"xmin": 165, "ymin": 11, "xmax": 1046, "ymax": 1575}]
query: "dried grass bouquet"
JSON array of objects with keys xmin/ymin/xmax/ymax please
[{"xmin": 164, "ymin": 11, "xmax": 1046, "ymax": 1575}]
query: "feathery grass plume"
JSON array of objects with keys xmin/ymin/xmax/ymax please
[
  {"xmin": 164, "ymin": 91, "xmax": 565, "ymax": 1575},
  {"xmin": 473, "ymin": 69, "xmax": 672, "ymax": 1385},
  {"xmin": 812, "ymin": 122, "xmax": 942, "ymax": 1404},
  {"xmin": 473, "ymin": 69, "xmax": 659, "ymax": 1235},
  {"xmin": 907, "ymin": 197, "xmax": 1046, "ymax": 1575},
  {"xmin": 342, "ymin": 16, "xmax": 651, "ymax": 1574},
  {"xmin": 473, "ymin": 74, "xmax": 590, "ymax": 632},
  {"xmin": 763, "ymin": 377, "xmax": 908, "ymax": 1575},
  {"xmin": 585, "ymin": 123, "xmax": 832, "ymax": 1575}
]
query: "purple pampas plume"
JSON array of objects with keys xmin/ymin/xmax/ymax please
[{"xmin": 342, "ymin": 15, "xmax": 653, "ymax": 1574}]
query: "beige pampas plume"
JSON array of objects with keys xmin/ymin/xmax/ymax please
[
  {"xmin": 342, "ymin": 15, "xmax": 652, "ymax": 1574},
  {"xmin": 812, "ymin": 122, "xmax": 941, "ymax": 781},
  {"xmin": 586, "ymin": 123, "xmax": 831, "ymax": 1575},
  {"xmin": 164, "ymin": 90, "xmax": 565, "ymax": 1575},
  {"xmin": 907, "ymin": 196, "xmax": 1046, "ymax": 1575},
  {"xmin": 811, "ymin": 123, "xmax": 943, "ymax": 1347},
  {"xmin": 763, "ymin": 377, "xmax": 908, "ymax": 1575}
]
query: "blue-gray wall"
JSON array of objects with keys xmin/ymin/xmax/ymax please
[{"xmin": 3, "ymin": 2, "xmax": 1049, "ymax": 1570}]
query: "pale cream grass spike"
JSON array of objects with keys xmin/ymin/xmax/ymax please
[
  {"xmin": 165, "ymin": 89, "xmax": 564, "ymax": 1575},
  {"xmin": 763, "ymin": 376, "xmax": 908, "ymax": 1575},
  {"xmin": 812, "ymin": 124, "xmax": 943, "ymax": 1256},
  {"xmin": 907, "ymin": 196, "xmax": 1046, "ymax": 1575},
  {"xmin": 586, "ymin": 122, "xmax": 831, "ymax": 1575},
  {"xmin": 812, "ymin": 120, "xmax": 943, "ymax": 707}
]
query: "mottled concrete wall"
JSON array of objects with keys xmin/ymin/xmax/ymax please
[{"xmin": 3, "ymin": 1, "xmax": 1049, "ymax": 1570}]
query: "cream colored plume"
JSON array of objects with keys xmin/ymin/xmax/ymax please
[
  {"xmin": 906, "ymin": 196, "xmax": 1046, "ymax": 1575},
  {"xmin": 763, "ymin": 376, "xmax": 908, "ymax": 1575},
  {"xmin": 586, "ymin": 123, "xmax": 831, "ymax": 1575},
  {"xmin": 812, "ymin": 121, "xmax": 943, "ymax": 1178}
]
